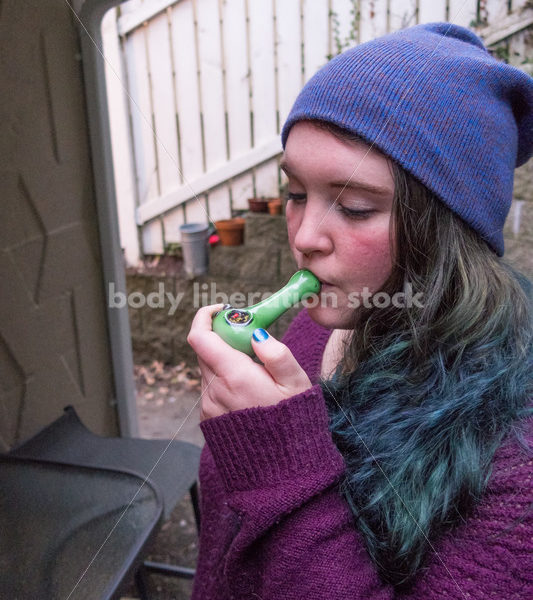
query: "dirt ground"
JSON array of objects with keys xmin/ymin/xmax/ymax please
[{"xmin": 121, "ymin": 360, "xmax": 205, "ymax": 600}]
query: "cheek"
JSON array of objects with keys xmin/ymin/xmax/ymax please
[{"xmin": 341, "ymin": 222, "xmax": 393, "ymax": 275}]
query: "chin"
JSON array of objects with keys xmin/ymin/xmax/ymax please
[{"xmin": 305, "ymin": 304, "xmax": 354, "ymax": 330}]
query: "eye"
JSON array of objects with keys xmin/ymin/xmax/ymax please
[
  {"xmin": 336, "ymin": 205, "xmax": 375, "ymax": 220},
  {"xmin": 286, "ymin": 192, "xmax": 307, "ymax": 204}
]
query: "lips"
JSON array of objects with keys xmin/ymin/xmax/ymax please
[
  {"xmin": 317, "ymin": 278, "xmax": 334, "ymax": 287},
  {"xmin": 300, "ymin": 267, "xmax": 333, "ymax": 288}
]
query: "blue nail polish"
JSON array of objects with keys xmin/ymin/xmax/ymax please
[{"xmin": 252, "ymin": 328, "xmax": 269, "ymax": 342}]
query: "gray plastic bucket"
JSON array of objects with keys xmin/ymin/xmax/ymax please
[{"xmin": 179, "ymin": 223, "xmax": 209, "ymax": 278}]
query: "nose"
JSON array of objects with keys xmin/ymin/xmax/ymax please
[{"xmin": 292, "ymin": 198, "xmax": 333, "ymax": 257}]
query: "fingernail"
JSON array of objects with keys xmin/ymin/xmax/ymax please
[{"xmin": 252, "ymin": 328, "xmax": 269, "ymax": 342}]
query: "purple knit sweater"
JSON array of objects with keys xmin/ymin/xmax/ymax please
[{"xmin": 191, "ymin": 309, "xmax": 533, "ymax": 599}]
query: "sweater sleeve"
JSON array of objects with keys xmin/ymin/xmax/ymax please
[{"xmin": 199, "ymin": 384, "xmax": 394, "ymax": 599}]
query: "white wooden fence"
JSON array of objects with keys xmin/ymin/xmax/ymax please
[{"xmin": 101, "ymin": 0, "xmax": 533, "ymax": 265}]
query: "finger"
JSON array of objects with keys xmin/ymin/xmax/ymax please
[
  {"xmin": 187, "ymin": 304, "xmax": 247, "ymax": 374},
  {"xmin": 250, "ymin": 328, "xmax": 310, "ymax": 388},
  {"xmin": 188, "ymin": 303, "xmax": 226, "ymax": 336}
]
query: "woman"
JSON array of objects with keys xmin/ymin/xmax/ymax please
[{"xmin": 187, "ymin": 23, "xmax": 533, "ymax": 598}]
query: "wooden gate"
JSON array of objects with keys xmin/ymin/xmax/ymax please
[{"xmin": 102, "ymin": 0, "xmax": 533, "ymax": 263}]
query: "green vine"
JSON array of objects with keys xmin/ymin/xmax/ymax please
[
  {"xmin": 468, "ymin": 18, "xmax": 486, "ymax": 28},
  {"xmin": 491, "ymin": 43, "xmax": 510, "ymax": 63},
  {"xmin": 326, "ymin": 0, "xmax": 360, "ymax": 61},
  {"xmin": 164, "ymin": 242, "xmax": 182, "ymax": 257}
]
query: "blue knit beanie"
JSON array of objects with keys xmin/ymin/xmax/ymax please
[{"xmin": 281, "ymin": 22, "xmax": 533, "ymax": 256}]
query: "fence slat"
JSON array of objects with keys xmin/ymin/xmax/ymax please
[
  {"xmin": 418, "ymin": 0, "xmax": 447, "ymax": 23},
  {"xmin": 484, "ymin": 0, "xmax": 511, "ymax": 25},
  {"xmin": 142, "ymin": 220, "xmax": 165, "ymax": 255},
  {"xmin": 448, "ymin": 0, "xmax": 478, "ymax": 28},
  {"xmin": 302, "ymin": 0, "xmax": 330, "ymax": 80},
  {"xmin": 254, "ymin": 158, "xmax": 282, "ymax": 200},
  {"xmin": 330, "ymin": 0, "xmax": 359, "ymax": 50},
  {"xmin": 162, "ymin": 206, "xmax": 186, "ymax": 244},
  {"xmin": 146, "ymin": 11, "xmax": 182, "ymax": 196},
  {"xmin": 124, "ymin": 27, "xmax": 159, "ymax": 205},
  {"xmin": 359, "ymin": 0, "xmax": 389, "ymax": 43},
  {"xmin": 206, "ymin": 185, "xmax": 232, "ymax": 222},
  {"xmin": 184, "ymin": 194, "xmax": 209, "ymax": 224},
  {"xmin": 275, "ymin": 0, "xmax": 304, "ymax": 127},
  {"xmin": 388, "ymin": 0, "xmax": 419, "ymax": 32},
  {"xmin": 196, "ymin": 0, "xmax": 228, "ymax": 171},
  {"xmin": 248, "ymin": 0, "xmax": 277, "ymax": 146},
  {"xmin": 221, "ymin": 0, "xmax": 252, "ymax": 158},
  {"xmin": 118, "ymin": 0, "xmax": 180, "ymax": 35},
  {"xmin": 230, "ymin": 172, "xmax": 255, "ymax": 211},
  {"xmin": 169, "ymin": 0, "xmax": 204, "ymax": 182},
  {"xmin": 509, "ymin": 27, "xmax": 530, "ymax": 69}
]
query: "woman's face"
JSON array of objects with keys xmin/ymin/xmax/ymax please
[{"xmin": 282, "ymin": 121, "xmax": 395, "ymax": 329}]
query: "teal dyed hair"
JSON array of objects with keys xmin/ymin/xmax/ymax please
[{"xmin": 318, "ymin": 123, "xmax": 533, "ymax": 587}]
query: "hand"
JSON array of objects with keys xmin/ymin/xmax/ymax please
[{"xmin": 187, "ymin": 304, "xmax": 312, "ymax": 421}]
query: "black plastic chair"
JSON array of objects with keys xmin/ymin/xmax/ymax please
[
  {"xmin": 6, "ymin": 405, "xmax": 203, "ymax": 599},
  {"xmin": 0, "ymin": 454, "xmax": 162, "ymax": 599}
]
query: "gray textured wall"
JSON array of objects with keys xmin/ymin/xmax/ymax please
[{"xmin": 0, "ymin": 1, "xmax": 119, "ymax": 447}]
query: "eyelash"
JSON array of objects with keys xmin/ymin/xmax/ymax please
[{"xmin": 286, "ymin": 192, "xmax": 374, "ymax": 220}]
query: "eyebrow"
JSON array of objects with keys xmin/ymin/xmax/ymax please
[{"xmin": 280, "ymin": 160, "xmax": 393, "ymax": 197}]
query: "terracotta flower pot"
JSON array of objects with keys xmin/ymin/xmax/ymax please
[
  {"xmin": 268, "ymin": 199, "xmax": 282, "ymax": 215},
  {"xmin": 248, "ymin": 198, "xmax": 269, "ymax": 213},
  {"xmin": 215, "ymin": 218, "xmax": 245, "ymax": 246}
]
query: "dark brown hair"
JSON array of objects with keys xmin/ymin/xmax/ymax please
[{"xmin": 313, "ymin": 119, "xmax": 533, "ymax": 587}]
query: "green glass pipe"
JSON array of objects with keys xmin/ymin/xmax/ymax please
[{"xmin": 211, "ymin": 269, "xmax": 321, "ymax": 355}]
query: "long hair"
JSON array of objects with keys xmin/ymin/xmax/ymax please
[{"xmin": 316, "ymin": 121, "xmax": 533, "ymax": 587}]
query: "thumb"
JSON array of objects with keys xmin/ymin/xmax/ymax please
[{"xmin": 251, "ymin": 328, "xmax": 311, "ymax": 389}]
